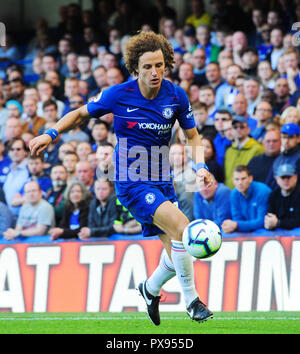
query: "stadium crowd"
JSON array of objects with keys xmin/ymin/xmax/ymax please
[{"xmin": 0, "ymin": 0, "xmax": 300, "ymax": 241}]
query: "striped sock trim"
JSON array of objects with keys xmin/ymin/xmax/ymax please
[
  {"xmin": 171, "ymin": 240, "xmax": 186, "ymax": 253},
  {"xmin": 162, "ymin": 257, "xmax": 176, "ymax": 272}
]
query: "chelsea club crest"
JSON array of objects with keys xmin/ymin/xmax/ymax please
[{"xmin": 162, "ymin": 107, "xmax": 174, "ymax": 119}]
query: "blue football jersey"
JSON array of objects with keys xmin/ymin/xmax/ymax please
[{"xmin": 87, "ymin": 79, "xmax": 196, "ymax": 183}]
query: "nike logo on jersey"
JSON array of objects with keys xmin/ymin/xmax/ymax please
[{"xmin": 127, "ymin": 107, "xmax": 139, "ymax": 112}]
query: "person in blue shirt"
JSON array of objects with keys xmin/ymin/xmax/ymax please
[
  {"xmin": 29, "ymin": 31, "xmax": 214, "ymax": 325},
  {"xmin": 193, "ymin": 174, "xmax": 231, "ymax": 228},
  {"xmin": 221, "ymin": 165, "xmax": 271, "ymax": 233}
]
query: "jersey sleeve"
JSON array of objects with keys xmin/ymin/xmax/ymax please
[
  {"xmin": 175, "ymin": 86, "xmax": 196, "ymax": 130},
  {"xmin": 87, "ymin": 85, "xmax": 119, "ymax": 118}
]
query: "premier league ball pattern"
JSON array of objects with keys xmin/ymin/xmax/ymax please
[{"xmin": 183, "ymin": 219, "xmax": 222, "ymax": 259}]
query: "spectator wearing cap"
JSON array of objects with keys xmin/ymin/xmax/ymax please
[
  {"xmin": 272, "ymin": 123, "xmax": 300, "ymax": 181},
  {"xmin": 248, "ymin": 128, "xmax": 281, "ymax": 187},
  {"xmin": 224, "ymin": 116, "xmax": 264, "ymax": 189},
  {"xmin": 221, "ymin": 165, "xmax": 271, "ymax": 233},
  {"xmin": 194, "ymin": 174, "xmax": 231, "ymax": 228},
  {"xmin": 265, "ymin": 164, "xmax": 300, "ymax": 230}
]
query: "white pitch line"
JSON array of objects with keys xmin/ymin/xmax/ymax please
[{"xmin": 0, "ymin": 316, "xmax": 300, "ymax": 321}]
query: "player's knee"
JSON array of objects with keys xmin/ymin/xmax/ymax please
[{"xmin": 172, "ymin": 219, "xmax": 189, "ymax": 242}]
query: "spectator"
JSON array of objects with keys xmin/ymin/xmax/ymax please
[
  {"xmin": 10, "ymin": 79, "xmax": 25, "ymax": 103},
  {"xmin": 0, "ymin": 91, "xmax": 8, "ymax": 141},
  {"xmin": 61, "ymin": 77, "xmax": 80, "ymax": 115},
  {"xmin": 224, "ymin": 116, "xmax": 264, "ymax": 189},
  {"xmin": 0, "ymin": 201, "xmax": 14, "ymax": 237},
  {"xmin": 11, "ymin": 154, "xmax": 52, "ymax": 207},
  {"xmin": 62, "ymin": 151, "xmax": 79, "ymax": 183},
  {"xmin": 265, "ymin": 164, "xmax": 300, "ymax": 230},
  {"xmin": 241, "ymin": 47, "xmax": 259, "ymax": 77},
  {"xmin": 3, "ymin": 181, "xmax": 55, "ymax": 240},
  {"xmin": 169, "ymin": 143, "xmax": 196, "ymax": 221},
  {"xmin": 268, "ymin": 27, "xmax": 285, "ymax": 70},
  {"xmin": 96, "ymin": 142, "xmax": 115, "ymax": 180},
  {"xmin": 221, "ymin": 165, "xmax": 271, "ymax": 233},
  {"xmin": 272, "ymin": 123, "xmax": 300, "ymax": 179},
  {"xmin": 62, "ymin": 52, "xmax": 79, "ymax": 78},
  {"xmin": 49, "ymin": 180, "xmax": 92, "ymax": 240},
  {"xmin": 256, "ymin": 23, "xmax": 273, "ymax": 61},
  {"xmin": 3, "ymin": 117, "xmax": 23, "ymax": 146},
  {"xmin": 205, "ymin": 62, "xmax": 228, "ymax": 109},
  {"xmin": 178, "ymin": 62, "xmax": 196, "ymax": 92},
  {"xmin": 251, "ymin": 100, "xmax": 273, "ymax": 142},
  {"xmin": 45, "ymin": 164, "xmax": 68, "ymax": 226},
  {"xmin": 198, "ymin": 85, "xmax": 216, "ymax": 118},
  {"xmin": 193, "ymin": 174, "xmax": 231, "ymax": 227},
  {"xmin": 192, "ymin": 102, "xmax": 216, "ymax": 139},
  {"xmin": 222, "ymin": 64, "xmax": 243, "ymax": 107},
  {"xmin": 3, "ymin": 138, "xmax": 29, "ymax": 218},
  {"xmin": 273, "ymin": 77, "xmax": 292, "ymax": 114},
  {"xmin": 248, "ymin": 128, "xmax": 281, "ymax": 186},
  {"xmin": 6, "ymin": 100, "xmax": 22, "ymax": 119},
  {"xmin": 231, "ymin": 31, "xmax": 248, "ymax": 68},
  {"xmin": 243, "ymin": 76, "xmax": 262, "ymax": 116},
  {"xmin": 283, "ymin": 48, "xmax": 300, "ymax": 95},
  {"xmin": 76, "ymin": 141, "xmax": 92, "ymax": 162},
  {"xmin": 185, "ymin": 0, "xmax": 211, "ymax": 28},
  {"xmin": 195, "ymin": 24, "xmax": 220, "ymax": 64},
  {"xmin": 42, "ymin": 122, "xmax": 64, "ymax": 173},
  {"xmin": 78, "ymin": 178, "xmax": 141, "ymax": 239},
  {"xmin": 232, "ymin": 93, "xmax": 257, "ymax": 132},
  {"xmin": 257, "ymin": 60, "xmax": 276, "ymax": 90},
  {"xmin": 60, "ymin": 96, "xmax": 90, "ymax": 143},
  {"xmin": 90, "ymin": 65, "xmax": 108, "ymax": 97},
  {"xmin": 106, "ymin": 67, "xmax": 124, "ymax": 87},
  {"xmin": 281, "ymin": 106, "xmax": 300, "ymax": 125},
  {"xmin": 77, "ymin": 54, "xmax": 97, "ymax": 92},
  {"xmin": 75, "ymin": 160, "xmax": 95, "ymax": 194},
  {"xmin": 91, "ymin": 120, "xmax": 113, "ymax": 150},
  {"xmin": 42, "ymin": 100, "xmax": 59, "ymax": 125},
  {"xmin": 36, "ymin": 79, "xmax": 65, "ymax": 118},
  {"xmin": 0, "ymin": 139, "xmax": 11, "ymax": 187},
  {"xmin": 202, "ymin": 136, "xmax": 224, "ymax": 183},
  {"xmin": 213, "ymin": 109, "xmax": 233, "ymax": 167},
  {"xmin": 21, "ymin": 98, "xmax": 46, "ymax": 136}
]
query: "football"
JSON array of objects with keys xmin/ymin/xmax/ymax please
[{"xmin": 182, "ymin": 219, "xmax": 222, "ymax": 259}]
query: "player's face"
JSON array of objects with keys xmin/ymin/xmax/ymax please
[{"xmin": 137, "ymin": 50, "xmax": 165, "ymax": 91}]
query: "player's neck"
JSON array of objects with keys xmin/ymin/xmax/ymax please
[{"xmin": 138, "ymin": 79, "xmax": 161, "ymax": 100}]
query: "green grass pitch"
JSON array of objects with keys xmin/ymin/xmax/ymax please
[{"xmin": 0, "ymin": 311, "xmax": 300, "ymax": 334}]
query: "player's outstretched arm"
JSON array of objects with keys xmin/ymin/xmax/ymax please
[{"xmin": 29, "ymin": 105, "xmax": 90, "ymax": 156}]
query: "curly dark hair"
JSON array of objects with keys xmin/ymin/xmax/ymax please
[{"xmin": 124, "ymin": 31, "xmax": 175, "ymax": 76}]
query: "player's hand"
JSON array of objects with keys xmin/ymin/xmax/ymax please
[
  {"xmin": 196, "ymin": 168, "xmax": 213, "ymax": 188},
  {"xmin": 29, "ymin": 134, "xmax": 52, "ymax": 156},
  {"xmin": 78, "ymin": 227, "xmax": 91, "ymax": 240}
]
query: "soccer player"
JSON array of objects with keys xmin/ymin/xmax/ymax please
[{"xmin": 29, "ymin": 31, "xmax": 213, "ymax": 325}]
